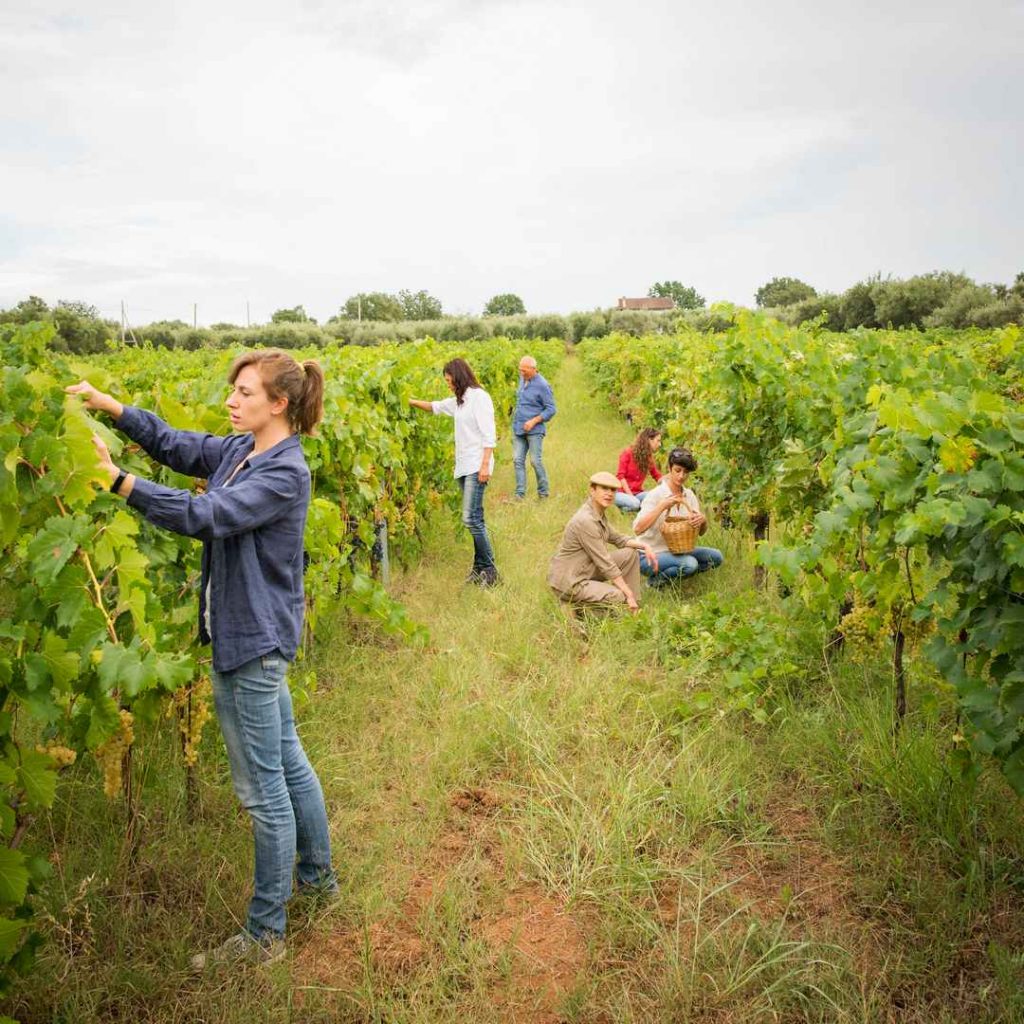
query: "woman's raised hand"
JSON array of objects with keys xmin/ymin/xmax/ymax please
[
  {"xmin": 90, "ymin": 434, "xmax": 119, "ymax": 485},
  {"xmin": 65, "ymin": 381, "xmax": 123, "ymax": 419}
]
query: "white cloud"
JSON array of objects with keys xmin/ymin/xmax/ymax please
[{"xmin": 1, "ymin": 0, "xmax": 1021, "ymax": 322}]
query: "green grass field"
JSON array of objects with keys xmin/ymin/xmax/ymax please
[{"xmin": 6, "ymin": 355, "xmax": 1023, "ymax": 1024}]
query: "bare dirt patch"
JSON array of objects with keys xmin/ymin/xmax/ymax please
[
  {"xmin": 479, "ymin": 887, "xmax": 588, "ymax": 1023},
  {"xmin": 651, "ymin": 800, "xmax": 881, "ymax": 971},
  {"xmin": 451, "ymin": 785, "xmax": 503, "ymax": 814},
  {"xmin": 293, "ymin": 785, "xmax": 589, "ymax": 1020},
  {"xmin": 721, "ymin": 803, "xmax": 855, "ymax": 924},
  {"xmin": 292, "ymin": 930, "xmax": 364, "ymax": 995}
]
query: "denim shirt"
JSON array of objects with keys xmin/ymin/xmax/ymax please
[
  {"xmin": 512, "ymin": 374, "xmax": 557, "ymax": 437},
  {"xmin": 118, "ymin": 406, "xmax": 310, "ymax": 673}
]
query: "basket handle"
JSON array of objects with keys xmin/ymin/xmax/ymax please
[{"xmin": 673, "ymin": 492, "xmax": 697, "ymax": 515}]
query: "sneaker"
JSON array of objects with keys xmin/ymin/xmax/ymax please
[
  {"xmin": 476, "ymin": 569, "xmax": 500, "ymax": 588},
  {"xmin": 190, "ymin": 931, "xmax": 286, "ymax": 972}
]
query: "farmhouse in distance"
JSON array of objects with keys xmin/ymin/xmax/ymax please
[{"xmin": 617, "ymin": 296, "xmax": 675, "ymax": 310}]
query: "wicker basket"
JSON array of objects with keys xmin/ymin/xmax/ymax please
[{"xmin": 661, "ymin": 514, "xmax": 698, "ymax": 554}]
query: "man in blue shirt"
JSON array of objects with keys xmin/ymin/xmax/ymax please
[{"xmin": 511, "ymin": 355, "xmax": 557, "ymax": 500}]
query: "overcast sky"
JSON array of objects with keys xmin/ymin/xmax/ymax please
[{"xmin": 1, "ymin": 0, "xmax": 1021, "ymax": 325}]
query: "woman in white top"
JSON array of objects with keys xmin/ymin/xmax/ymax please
[{"xmin": 410, "ymin": 358, "xmax": 499, "ymax": 586}]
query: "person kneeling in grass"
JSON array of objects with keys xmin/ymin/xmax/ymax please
[
  {"xmin": 548, "ymin": 471, "xmax": 659, "ymax": 616},
  {"xmin": 633, "ymin": 446, "xmax": 724, "ymax": 587},
  {"xmin": 614, "ymin": 426, "xmax": 663, "ymax": 512}
]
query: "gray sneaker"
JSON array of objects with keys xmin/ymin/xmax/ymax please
[{"xmin": 190, "ymin": 931, "xmax": 286, "ymax": 972}]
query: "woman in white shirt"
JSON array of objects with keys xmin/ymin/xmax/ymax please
[{"xmin": 410, "ymin": 358, "xmax": 499, "ymax": 586}]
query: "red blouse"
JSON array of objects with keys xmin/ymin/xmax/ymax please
[{"xmin": 617, "ymin": 447, "xmax": 662, "ymax": 495}]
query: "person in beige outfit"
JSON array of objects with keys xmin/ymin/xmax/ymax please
[{"xmin": 548, "ymin": 472, "xmax": 659, "ymax": 614}]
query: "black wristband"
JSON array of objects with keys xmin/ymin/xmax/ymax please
[{"xmin": 110, "ymin": 470, "xmax": 127, "ymax": 495}]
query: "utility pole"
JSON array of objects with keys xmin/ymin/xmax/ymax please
[
  {"xmin": 357, "ymin": 296, "xmax": 362, "ymax": 321},
  {"xmin": 246, "ymin": 300, "xmax": 251, "ymax": 327},
  {"xmin": 122, "ymin": 303, "xmax": 138, "ymax": 346},
  {"xmin": 193, "ymin": 303, "xmax": 197, "ymax": 329}
]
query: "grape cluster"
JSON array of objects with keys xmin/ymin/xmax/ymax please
[
  {"xmin": 94, "ymin": 710, "xmax": 134, "ymax": 799},
  {"xmin": 36, "ymin": 743, "xmax": 77, "ymax": 768},
  {"xmin": 172, "ymin": 677, "xmax": 212, "ymax": 767},
  {"xmin": 838, "ymin": 601, "xmax": 885, "ymax": 664}
]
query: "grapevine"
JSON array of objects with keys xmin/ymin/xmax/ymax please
[
  {"xmin": 0, "ymin": 319, "xmax": 562, "ymax": 991},
  {"xmin": 581, "ymin": 319, "xmax": 1024, "ymax": 791}
]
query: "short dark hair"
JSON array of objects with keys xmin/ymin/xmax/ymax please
[{"xmin": 667, "ymin": 446, "xmax": 697, "ymax": 472}]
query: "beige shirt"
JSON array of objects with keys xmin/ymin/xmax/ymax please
[
  {"xmin": 634, "ymin": 482, "xmax": 701, "ymax": 555},
  {"xmin": 548, "ymin": 499, "xmax": 631, "ymax": 596}
]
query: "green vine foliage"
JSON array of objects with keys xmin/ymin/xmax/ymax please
[
  {"xmin": 627, "ymin": 592, "xmax": 821, "ymax": 726},
  {"xmin": 0, "ymin": 322, "xmax": 561, "ymax": 996},
  {"xmin": 580, "ymin": 320, "xmax": 1024, "ymax": 794},
  {"xmin": 766, "ymin": 385, "xmax": 1024, "ymax": 792}
]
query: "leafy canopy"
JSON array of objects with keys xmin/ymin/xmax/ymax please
[
  {"xmin": 648, "ymin": 281, "xmax": 705, "ymax": 309},
  {"xmin": 337, "ymin": 290, "xmax": 443, "ymax": 322},
  {"xmin": 271, "ymin": 305, "xmax": 316, "ymax": 324},
  {"xmin": 755, "ymin": 277, "xmax": 817, "ymax": 308},
  {"xmin": 484, "ymin": 293, "xmax": 526, "ymax": 317},
  {"xmin": 397, "ymin": 289, "xmax": 443, "ymax": 320}
]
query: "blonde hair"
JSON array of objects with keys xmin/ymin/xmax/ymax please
[{"xmin": 229, "ymin": 348, "xmax": 324, "ymax": 435}]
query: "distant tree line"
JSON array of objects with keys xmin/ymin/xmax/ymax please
[
  {"xmin": 0, "ymin": 299, "xmax": 714, "ymax": 352},
  {"xmin": 2, "ymin": 270, "xmax": 1020, "ymax": 354},
  {"xmin": 756, "ymin": 271, "xmax": 1024, "ymax": 330},
  {"xmin": 326, "ymin": 290, "xmax": 528, "ymax": 321},
  {"xmin": 0, "ymin": 297, "xmax": 117, "ymax": 354}
]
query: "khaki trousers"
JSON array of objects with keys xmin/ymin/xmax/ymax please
[{"xmin": 564, "ymin": 548, "xmax": 642, "ymax": 608}]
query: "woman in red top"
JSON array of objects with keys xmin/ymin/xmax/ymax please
[{"xmin": 614, "ymin": 427, "xmax": 663, "ymax": 512}]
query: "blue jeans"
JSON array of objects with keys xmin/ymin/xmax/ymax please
[
  {"xmin": 614, "ymin": 491, "xmax": 646, "ymax": 512},
  {"xmin": 640, "ymin": 546, "xmax": 724, "ymax": 584},
  {"xmin": 512, "ymin": 431, "xmax": 549, "ymax": 498},
  {"xmin": 457, "ymin": 472, "xmax": 496, "ymax": 572},
  {"xmin": 211, "ymin": 651, "xmax": 336, "ymax": 940}
]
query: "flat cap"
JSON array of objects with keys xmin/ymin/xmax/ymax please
[{"xmin": 589, "ymin": 471, "xmax": 621, "ymax": 489}]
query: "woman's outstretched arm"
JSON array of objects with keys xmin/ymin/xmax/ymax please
[{"xmin": 67, "ymin": 381, "xmax": 231, "ymax": 478}]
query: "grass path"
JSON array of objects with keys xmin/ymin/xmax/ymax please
[
  {"xmin": 10, "ymin": 354, "xmax": 1024, "ymax": 1024},
  {"xmin": 284, "ymin": 355, "xmax": 870, "ymax": 1021}
]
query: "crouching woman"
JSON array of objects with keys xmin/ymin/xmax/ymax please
[{"xmin": 67, "ymin": 348, "xmax": 337, "ymax": 970}]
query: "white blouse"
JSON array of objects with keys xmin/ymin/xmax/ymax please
[{"xmin": 431, "ymin": 387, "xmax": 497, "ymax": 479}]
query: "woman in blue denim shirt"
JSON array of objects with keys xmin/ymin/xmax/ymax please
[{"xmin": 67, "ymin": 349, "xmax": 337, "ymax": 969}]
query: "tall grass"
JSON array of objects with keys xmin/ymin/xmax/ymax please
[{"xmin": 4, "ymin": 355, "xmax": 1022, "ymax": 1024}]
